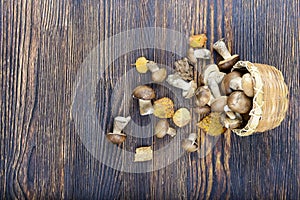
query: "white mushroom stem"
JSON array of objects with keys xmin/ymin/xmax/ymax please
[
  {"xmin": 166, "ymin": 74, "xmax": 197, "ymax": 98},
  {"xmin": 213, "ymin": 39, "xmax": 232, "ymax": 59},
  {"xmin": 194, "ymin": 49, "xmax": 211, "ymax": 59},
  {"xmin": 229, "ymin": 77, "xmax": 243, "ymax": 90},
  {"xmin": 166, "ymin": 127, "xmax": 176, "ymax": 137},
  {"xmin": 208, "ymin": 79, "xmax": 221, "ymax": 98},
  {"xmin": 146, "ymin": 61, "xmax": 160, "ymax": 72},
  {"xmin": 113, "ymin": 116, "xmax": 131, "ymax": 133},
  {"xmin": 138, "ymin": 99, "xmax": 154, "ymax": 116}
]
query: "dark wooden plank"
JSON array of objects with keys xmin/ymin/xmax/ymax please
[{"xmin": 0, "ymin": 0, "xmax": 299, "ymax": 199}]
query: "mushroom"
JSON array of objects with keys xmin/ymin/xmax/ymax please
[
  {"xmin": 220, "ymin": 114, "xmax": 242, "ymax": 129},
  {"xmin": 223, "ymin": 105, "xmax": 236, "ymax": 119},
  {"xmin": 132, "ymin": 85, "xmax": 156, "ymax": 116},
  {"xmin": 154, "ymin": 119, "xmax": 177, "ymax": 138},
  {"xmin": 227, "ymin": 91, "xmax": 252, "ymax": 114},
  {"xmin": 153, "ymin": 97, "xmax": 175, "ymax": 118},
  {"xmin": 220, "ymin": 71, "xmax": 242, "ymax": 95},
  {"xmin": 106, "ymin": 116, "xmax": 131, "ymax": 144},
  {"xmin": 241, "ymin": 73, "xmax": 254, "ymax": 97},
  {"xmin": 203, "ymin": 64, "xmax": 226, "ymax": 98},
  {"xmin": 228, "ymin": 73, "xmax": 255, "ymax": 97},
  {"xmin": 195, "ymin": 86, "xmax": 211, "ymax": 107},
  {"xmin": 193, "ymin": 105, "xmax": 211, "ymax": 115},
  {"xmin": 181, "ymin": 133, "xmax": 198, "ymax": 152},
  {"xmin": 210, "ymin": 96, "xmax": 228, "ymax": 112},
  {"xmin": 194, "ymin": 49, "xmax": 211, "ymax": 59},
  {"xmin": 186, "ymin": 48, "xmax": 197, "ymax": 65},
  {"xmin": 213, "ymin": 39, "xmax": 240, "ymax": 72},
  {"xmin": 146, "ymin": 61, "xmax": 167, "ymax": 82},
  {"xmin": 166, "ymin": 74, "xmax": 197, "ymax": 98},
  {"xmin": 172, "ymin": 108, "xmax": 191, "ymax": 127}
]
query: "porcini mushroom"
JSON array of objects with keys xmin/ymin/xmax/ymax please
[
  {"xmin": 242, "ymin": 73, "xmax": 254, "ymax": 97},
  {"xmin": 181, "ymin": 133, "xmax": 198, "ymax": 152},
  {"xmin": 106, "ymin": 116, "xmax": 131, "ymax": 144},
  {"xmin": 213, "ymin": 39, "xmax": 240, "ymax": 71},
  {"xmin": 154, "ymin": 119, "xmax": 177, "ymax": 138},
  {"xmin": 220, "ymin": 114, "xmax": 242, "ymax": 129},
  {"xmin": 221, "ymin": 71, "xmax": 242, "ymax": 95},
  {"xmin": 227, "ymin": 91, "xmax": 252, "ymax": 114},
  {"xmin": 194, "ymin": 106, "xmax": 211, "ymax": 115},
  {"xmin": 227, "ymin": 72, "xmax": 255, "ymax": 97},
  {"xmin": 195, "ymin": 86, "xmax": 212, "ymax": 107},
  {"xmin": 210, "ymin": 96, "xmax": 228, "ymax": 112},
  {"xmin": 132, "ymin": 85, "xmax": 156, "ymax": 116},
  {"xmin": 166, "ymin": 74, "xmax": 197, "ymax": 98},
  {"xmin": 203, "ymin": 64, "xmax": 226, "ymax": 98},
  {"xmin": 146, "ymin": 61, "xmax": 167, "ymax": 82}
]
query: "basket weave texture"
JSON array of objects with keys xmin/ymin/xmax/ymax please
[{"xmin": 232, "ymin": 61, "xmax": 289, "ymax": 136}]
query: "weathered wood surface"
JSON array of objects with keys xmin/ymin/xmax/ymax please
[{"xmin": 0, "ymin": 0, "xmax": 299, "ymax": 199}]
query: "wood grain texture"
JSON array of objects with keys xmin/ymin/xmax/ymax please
[{"xmin": 0, "ymin": 0, "xmax": 299, "ymax": 199}]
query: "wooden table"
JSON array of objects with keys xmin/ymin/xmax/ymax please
[{"xmin": 1, "ymin": 0, "xmax": 299, "ymax": 199}]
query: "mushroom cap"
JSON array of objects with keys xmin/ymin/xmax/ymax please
[
  {"xmin": 242, "ymin": 73, "xmax": 254, "ymax": 97},
  {"xmin": 153, "ymin": 97, "xmax": 175, "ymax": 118},
  {"xmin": 152, "ymin": 68, "xmax": 167, "ymax": 82},
  {"xmin": 194, "ymin": 106, "xmax": 211, "ymax": 115},
  {"xmin": 221, "ymin": 71, "xmax": 242, "ymax": 95},
  {"xmin": 210, "ymin": 96, "xmax": 228, "ymax": 112},
  {"xmin": 227, "ymin": 91, "xmax": 252, "ymax": 114},
  {"xmin": 106, "ymin": 133, "xmax": 127, "ymax": 144},
  {"xmin": 181, "ymin": 139, "xmax": 198, "ymax": 152},
  {"xmin": 173, "ymin": 108, "xmax": 191, "ymax": 127},
  {"xmin": 132, "ymin": 85, "xmax": 156, "ymax": 100},
  {"xmin": 218, "ymin": 54, "xmax": 240, "ymax": 71},
  {"xmin": 195, "ymin": 86, "xmax": 211, "ymax": 107},
  {"xmin": 154, "ymin": 119, "xmax": 169, "ymax": 138}
]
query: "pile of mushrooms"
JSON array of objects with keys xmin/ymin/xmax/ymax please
[
  {"xmin": 195, "ymin": 39, "xmax": 255, "ymax": 133},
  {"xmin": 105, "ymin": 35, "xmax": 256, "ymax": 155}
]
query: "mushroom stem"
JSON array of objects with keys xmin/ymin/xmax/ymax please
[
  {"xmin": 147, "ymin": 61, "xmax": 159, "ymax": 72},
  {"xmin": 166, "ymin": 127, "xmax": 176, "ymax": 137},
  {"xmin": 138, "ymin": 99, "xmax": 154, "ymax": 116},
  {"xmin": 181, "ymin": 133, "xmax": 198, "ymax": 152},
  {"xmin": 113, "ymin": 116, "xmax": 131, "ymax": 133},
  {"xmin": 166, "ymin": 74, "xmax": 197, "ymax": 98},
  {"xmin": 208, "ymin": 79, "xmax": 221, "ymax": 98},
  {"xmin": 213, "ymin": 39, "xmax": 232, "ymax": 59}
]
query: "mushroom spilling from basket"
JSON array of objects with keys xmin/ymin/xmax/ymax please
[{"xmin": 106, "ymin": 34, "xmax": 289, "ymax": 158}]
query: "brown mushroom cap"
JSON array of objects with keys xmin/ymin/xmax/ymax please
[
  {"xmin": 242, "ymin": 73, "xmax": 254, "ymax": 97},
  {"xmin": 227, "ymin": 91, "xmax": 252, "ymax": 114},
  {"xmin": 106, "ymin": 133, "xmax": 127, "ymax": 144},
  {"xmin": 218, "ymin": 54, "xmax": 239, "ymax": 71},
  {"xmin": 194, "ymin": 106, "xmax": 211, "ymax": 115},
  {"xmin": 210, "ymin": 96, "xmax": 228, "ymax": 112},
  {"xmin": 195, "ymin": 86, "xmax": 211, "ymax": 107},
  {"xmin": 132, "ymin": 85, "xmax": 156, "ymax": 100},
  {"xmin": 221, "ymin": 71, "xmax": 242, "ymax": 95},
  {"xmin": 154, "ymin": 119, "xmax": 169, "ymax": 138},
  {"xmin": 152, "ymin": 68, "xmax": 167, "ymax": 82}
]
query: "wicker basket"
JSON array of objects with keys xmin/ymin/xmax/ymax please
[{"xmin": 231, "ymin": 61, "xmax": 289, "ymax": 136}]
